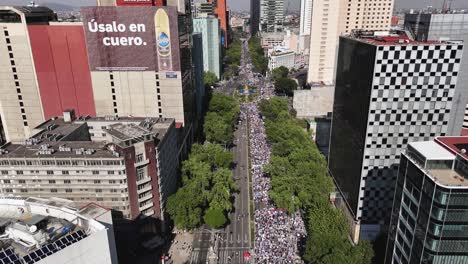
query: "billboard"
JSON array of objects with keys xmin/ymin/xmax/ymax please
[{"xmin": 81, "ymin": 6, "xmax": 180, "ymax": 71}]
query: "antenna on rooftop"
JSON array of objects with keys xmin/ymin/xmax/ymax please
[{"xmin": 28, "ymin": 1, "xmax": 39, "ymax": 7}]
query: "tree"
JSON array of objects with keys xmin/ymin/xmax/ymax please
[
  {"xmin": 204, "ymin": 71, "xmax": 218, "ymax": 87},
  {"xmin": 271, "ymin": 66, "xmax": 289, "ymax": 82},
  {"xmin": 274, "ymin": 77, "xmax": 298, "ymax": 96},
  {"xmin": 204, "ymin": 112, "xmax": 233, "ymax": 144},
  {"xmin": 204, "ymin": 207, "xmax": 227, "ymax": 229}
]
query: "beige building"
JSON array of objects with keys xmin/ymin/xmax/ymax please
[
  {"xmin": 307, "ymin": 0, "xmax": 394, "ymax": 84},
  {"xmin": 0, "ymin": 6, "xmax": 50, "ymax": 143},
  {"xmin": 0, "ymin": 112, "xmax": 179, "ymax": 222}
]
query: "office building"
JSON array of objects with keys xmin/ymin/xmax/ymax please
[
  {"xmin": 193, "ymin": 2, "xmax": 214, "ymax": 18},
  {"xmin": 260, "ymin": 0, "xmax": 284, "ymax": 33},
  {"xmin": 193, "ymin": 17, "xmax": 222, "ymax": 79},
  {"xmin": 328, "ymin": 30, "xmax": 464, "ymax": 242},
  {"xmin": 250, "ymin": 0, "xmax": 260, "ymax": 35},
  {"xmin": 307, "ymin": 0, "xmax": 394, "ymax": 84},
  {"xmin": 0, "ymin": 111, "xmax": 179, "ymax": 221},
  {"xmin": 299, "ymin": 0, "xmax": 313, "ymax": 36},
  {"xmin": 192, "ymin": 32, "xmax": 205, "ymax": 128},
  {"xmin": 0, "ymin": 197, "xmax": 117, "ymax": 264},
  {"xmin": 207, "ymin": 0, "xmax": 228, "ymax": 47},
  {"xmin": 385, "ymin": 137, "xmax": 468, "ymax": 264},
  {"xmin": 405, "ymin": 12, "xmax": 468, "ymax": 137},
  {"xmin": 0, "ymin": 5, "xmax": 196, "ymax": 159}
]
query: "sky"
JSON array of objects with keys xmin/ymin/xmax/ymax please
[{"xmin": 3, "ymin": 0, "xmax": 468, "ymax": 12}]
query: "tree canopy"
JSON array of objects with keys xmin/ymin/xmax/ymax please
[
  {"xmin": 204, "ymin": 207, "xmax": 227, "ymax": 229},
  {"xmin": 204, "ymin": 71, "xmax": 218, "ymax": 87},
  {"xmin": 259, "ymin": 97, "xmax": 374, "ymax": 264},
  {"xmin": 271, "ymin": 66, "xmax": 289, "ymax": 82},
  {"xmin": 248, "ymin": 37, "xmax": 268, "ymax": 74},
  {"xmin": 203, "ymin": 93, "xmax": 240, "ymax": 145},
  {"xmin": 274, "ymin": 77, "xmax": 298, "ymax": 97},
  {"xmin": 166, "ymin": 143, "xmax": 237, "ymax": 230}
]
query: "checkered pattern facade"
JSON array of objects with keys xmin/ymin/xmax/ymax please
[{"xmin": 358, "ymin": 43, "xmax": 464, "ymax": 223}]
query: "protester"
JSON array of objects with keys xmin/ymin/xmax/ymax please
[{"xmin": 240, "ymin": 62, "xmax": 306, "ymax": 263}]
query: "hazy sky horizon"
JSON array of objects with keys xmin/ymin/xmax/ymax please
[{"xmin": 3, "ymin": 0, "xmax": 468, "ymax": 12}]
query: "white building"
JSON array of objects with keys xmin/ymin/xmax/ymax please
[
  {"xmin": 268, "ymin": 47, "xmax": 296, "ymax": 71},
  {"xmin": 299, "ymin": 0, "xmax": 313, "ymax": 36},
  {"xmin": 0, "ymin": 196, "xmax": 117, "ymax": 264}
]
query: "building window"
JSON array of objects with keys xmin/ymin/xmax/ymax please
[
  {"xmin": 64, "ymin": 180, "xmax": 71, "ymax": 184},
  {"xmin": 137, "ymin": 167, "xmax": 146, "ymax": 181},
  {"xmin": 96, "ymin": 189, "xmax": 102, "ymax": 193},
  {"xmin": 16, "ymin": 170, "xmax": 23, "ymax": 175},
  {"xmin": 65, "ymin": 189, "xmax": 72, "ymax": 193},
  {"xmin": 47, "ymin": 170, "xmax": 53, "ymax": 175},
  {"xmin": 18, "ymin": 180, "xmax": 25, "ymax": 184},
  {"xmin": 136, "ymin": 154, "xmax": 144, "ymax": 163},
  {"xmin": 49, "ymin": 180, "xmax": 56, "ymax": 184},
  {"xmin": 92, "ymin": 170, "xmax": 99, "ymax": 175},
  {"xmin": 3, "ymin": 180, "xmax": 10, "ymax": 183},
  {"xmin": 51, "ymin": 189, "xmax": 57, "ymax": 193},
  {"xmin": 62, "ymin": 171, "xmax": 69, "ymax": 175},
  {"xmin": 94, "ymin": 180, "xmax": 101, "ymax": 184}
]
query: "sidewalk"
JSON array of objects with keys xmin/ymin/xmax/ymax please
[{"xmin": 166, "ymin": 231, "xmax": 194, "ymax": 264}]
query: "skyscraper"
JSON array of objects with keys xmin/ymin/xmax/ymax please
[
  {"xmin": 207, "ymin": 0, "xmax": 229, "ymax": 47},
  {"xmin": 328, "ymin": 30, "xmax": 464, "ymax": 242},
  {"xmin": 307, "ymin": 0, "xmax": 394, "ymax": 84},
  {"xmin": 260, "ymin": 0, "xmax": 284, "ymax": 33},
  {"xmin": 385, "ymin": 137, "xmax": 468, "ymax": 264},
  {"xmin": 250, "ymin": 0, "xmax": 260, "ymax": 35},
  {"xmin": 405, "ymin": 13, "xmax": 468, "ymax": 137},
  {"xmin": 193, "ymin": 17, "xmax": 222, "ymax": 78},
  {"xmin": 299, "ymin": 0, "xmax": 313, "ymax": 36}
]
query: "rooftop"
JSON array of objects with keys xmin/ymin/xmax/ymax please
[
  {"xmin": 347, "ymin": 29, "xmax": 455, "ymax": 46},
  {"xmin": 0, "ymin": 113, "xmax": 174, "ymax": 160},
  {"xmin": 436, "ymin": 136, "xmax": 468, "ymax": 160},
  {"xmin": 409, "ymin": 141, "xmax": 454, "ymax": 160},
  {"xmin": 406, "ymin": 137, "xmax": 468, "ymax": 188},
  {"xmin": 0, "ymin": 197, "xmax": 109, "ymax": 263}
]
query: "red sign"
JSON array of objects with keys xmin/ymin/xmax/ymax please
[
  {"xmin": 116, "ymin": 0, "xmax": 154, "ymax": 6},
  {"xmin": 81, "ymin": 6, "xmax": 181, "ymax": 71}
]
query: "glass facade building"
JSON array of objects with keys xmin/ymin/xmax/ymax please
[{"xmin": 386, "ymin": 137, "xmax": 468, "ymax": 264}]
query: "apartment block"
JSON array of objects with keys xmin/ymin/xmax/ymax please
[
  {"xmin": 307, "ymin": 0, "xmax": 394, "ymax": 84},
  {"xmin": 0, "ymin": 111, "xmax": 179, "ymax": 222},
  {"xmin": 385, "ymin": 137, "xmax": 468, "ymax": 264},
  {"xmin": 260, "ymin": 0, "xmax": 284, "ymax": 33},
  {"xmin": 329, "ymin": 30, "xmax": 463, "ymax": 242}
]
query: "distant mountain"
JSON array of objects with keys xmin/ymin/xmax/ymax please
[
  {"xmin": 41, "ymin": 2, "xmax": 76, "ymax": 11},
  {"xmin": 1, "ymin": 0, "xmax": 95, "ymax": 8}
]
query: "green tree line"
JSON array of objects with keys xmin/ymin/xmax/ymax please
[
  {"xmin": 204, "ymin": 93, "xmax": 240, "ymax": 146},
  {"xmin": 259, "ymin": 97, "xmax": 374, "ymax": 264},
  {"xmin": 248, "ymin": 36, "xmax": 268, "ymax": 74},
  {"xmin": 166, "ymin": 93, "xmax": 240, "ymax": 230}
]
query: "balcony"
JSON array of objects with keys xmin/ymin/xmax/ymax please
[
  {"xmin": 138, "ymin": 192, "xmax": 153, "ymax": 203},
  {"xmin": 137, "ymin": 177, "xmax": 151, "ymax": 185},
  {"xmin": 137, "ymin": 185, "xmax": 152, "ymax": 194},
  {"xmin": 139, "ymin": 201, "xmax": 154, "ymax": 211},
  {"xmin": 134, "ymin": 159, "xmax": 150, "ymax": 167}
]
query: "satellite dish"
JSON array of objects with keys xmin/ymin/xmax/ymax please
[
  {"xmin": 29, "ymin": 225, "xmax": 37, "ymax": 233},
  {"xmin": 462, "ymin": 149, "xmax": 466, "ymax": 154}
]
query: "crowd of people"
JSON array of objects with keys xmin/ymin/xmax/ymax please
[{"xmin": 240, "ymin": 57, "xmax": 306, "ymax": 262}]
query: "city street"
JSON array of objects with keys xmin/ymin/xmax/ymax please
[{"xmin": 189, "ymin": 115, "xmax": 251, "ymax": 264}]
